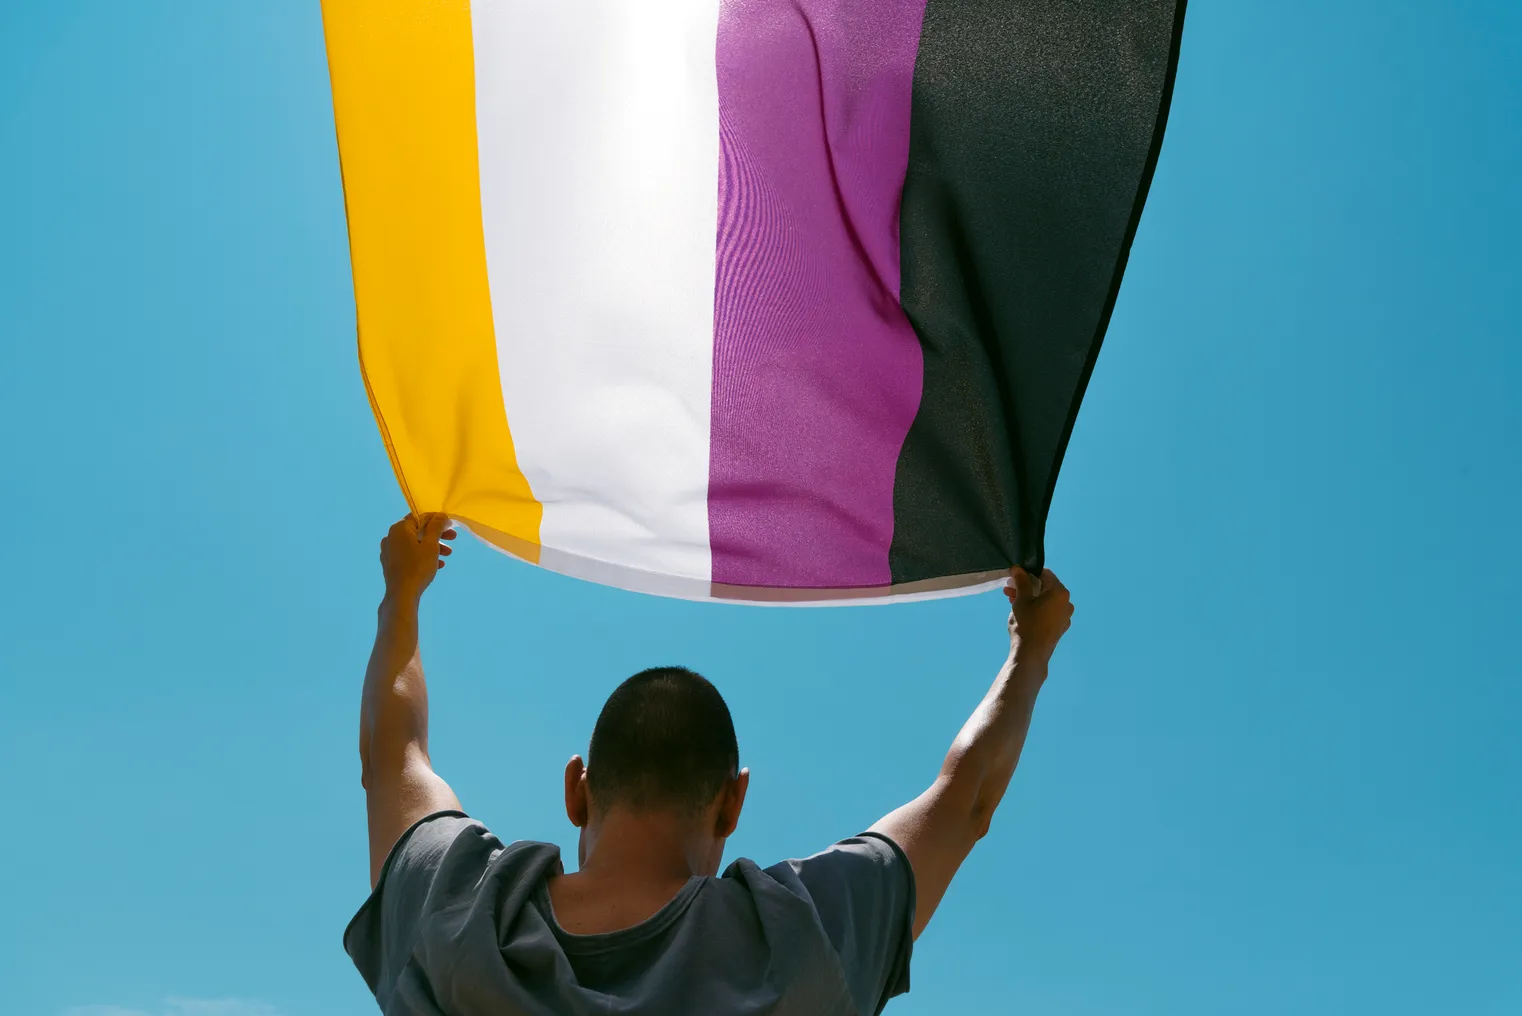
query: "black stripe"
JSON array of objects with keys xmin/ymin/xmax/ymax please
[{"xmin": 889, "ymin": 0, "xmax": 1188, "ymax": 582}]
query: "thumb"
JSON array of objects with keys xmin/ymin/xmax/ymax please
[
  {"xmin": 1007, "ymin": 567, "xmax": 1037, "ymax": 603},
  {"xmin": 418, "ymin": 512, "xmax": 450, "ymax": 542}
]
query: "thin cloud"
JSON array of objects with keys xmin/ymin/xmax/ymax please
[
  {"xmin": 61, "ymin": 1001, "xmax": 279, "ymax": 1016},
  {"xmin": 166, "ymin": 1001, "xmax": 280, "ymax": 1016},
  {"xmin": 168, "ymin": 997, "xmax": 281, "ymax": 1016}
]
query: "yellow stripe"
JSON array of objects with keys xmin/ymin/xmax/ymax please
[{"xmin": 322, "ymin": 0, "xmax": 541, "ymax": 558}]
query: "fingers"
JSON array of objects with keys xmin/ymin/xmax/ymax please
[
  {"xmin": 422, "ymin": 514, "xmax": 456, "ymax": 568},
  {"xmin": 417, "ymin": 512, "xmax": 451, "ymax": 541},
  {"xmin": 1004, "ymin": 567, "xmax": 1072, "ymax": 608},
  {"xmin": 386, "ymin": 514, "xmax": 457, "ymax": 537},
  {"xmin": 1006, "ymin": 568, "xmax": 1036, "ymax": 601}
]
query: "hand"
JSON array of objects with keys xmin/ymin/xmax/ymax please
[
  {"xmin": 1004, "ymin": 568, "xmax": 1074, "ymax": 671},
  {"xmin": 379, "ymin": 513, "xmax": 456, "ymax": 603}
]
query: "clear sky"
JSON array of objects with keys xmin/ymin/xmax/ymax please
[{"xmin": 2, "ymin": 3, "xmax": 1518, "ymax": 1015}]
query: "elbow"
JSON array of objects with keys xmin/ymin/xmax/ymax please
[
  {"xmin": 361, "ymin": 730, "xmax": 426, "ymax": 792},
  {"xmin": 359, "ymin": 722, "xmax": 374, "ymax": 789},
  {"xmin": 940, "ymin": 748, "xmax": 996, "ymax": 838},
  {"xmin": 969, "ymin": 796, "xmax": 996, "ymax": 842},
  {"xmin": 930, "ymin": 770, "xmax": 998, "ymax": 847}
]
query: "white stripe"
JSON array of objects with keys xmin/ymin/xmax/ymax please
[{"xmin": 471, "ymin": 0, "xmax": 719, "ymax": 580}]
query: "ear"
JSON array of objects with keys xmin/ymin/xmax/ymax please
[
  {"xmin": 564, "ymin": 755, "xmax": 590, "ymax": 829},
  {"xmin": 714, "ymin": 768, "xmax": 750, "ymax": 839}
]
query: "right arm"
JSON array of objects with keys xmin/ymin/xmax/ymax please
[
  {"xmin": 360, "ymin": 513, "xmax": 462, "ymax": 888},
  {"xmin": 871, "ymin": 568, "xmax": 1073, "ymax": 939}
]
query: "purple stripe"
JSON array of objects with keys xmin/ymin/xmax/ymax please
[{"xmin": 709, "ymin": 0, "xmax": 929, "ymax": 589}]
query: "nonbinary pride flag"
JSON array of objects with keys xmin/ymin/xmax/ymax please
[{"xmin": 322, "ymin": 0, "xmax": 1186, "ymax": 604}]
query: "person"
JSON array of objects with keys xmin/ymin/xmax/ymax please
[{"xmin": 348, "ymin": 513, "xmax": 1074, "ymax": 1015}]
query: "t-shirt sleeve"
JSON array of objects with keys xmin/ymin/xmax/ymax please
[
  {"xmin": 342, "ymin": 811, "xmax": 499, "ymax": 1005},
  {"xmin": 783, "ymin": 832, "xmax": 916, "ymax": 1016}
]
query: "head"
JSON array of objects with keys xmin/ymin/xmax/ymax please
[{"xmin": 564, "ymin": 667, "xmax": 748, "ymax": 876}]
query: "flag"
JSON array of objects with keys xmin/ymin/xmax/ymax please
[{"xmin": 322, "ymin": 0, "xmax": 1186, "ymax": 603}]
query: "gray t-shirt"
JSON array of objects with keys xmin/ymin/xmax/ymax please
[{"xmin": 345, "ymin": 812, "xmax": 914, "ymax": 1016}]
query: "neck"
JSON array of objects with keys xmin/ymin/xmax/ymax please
[{"xmin": 579, "ymin": 807, "xmax": 712, "ymax": 883}]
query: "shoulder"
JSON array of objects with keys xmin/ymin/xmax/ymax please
[
  {"xmin": 346, "ymin": 815, "xmax": 558, "ymax": 949},
  {"xmin": 716, "ymin": 834, "xmax": 915, "ymax": 959},
  {"xmin": 344, "ymin": 812, "xmax": 563, "ymax": 1000},
  {"xmin": 752, "ymin": 834, "xmax": 918, "ymax": 1015},
  {"xmin": 768, "ymin": 834, "xmax": 915, "ymax": 904}
]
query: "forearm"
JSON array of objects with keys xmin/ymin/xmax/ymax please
[
  {"xmin": 874, "ymin": 571, "xmax": 1070, "ymax": 939},
  {"xmin": 359, "ymin": 594, "xmax": 431, "ymax": 787},
  {"xmin": 938, "ymin": 653, "xmax": 1045, "ymax": 836}
]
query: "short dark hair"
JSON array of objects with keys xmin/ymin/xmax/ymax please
[{"xmin": 587, "ymin": 666, "xmax": 739, "ymax": 815}]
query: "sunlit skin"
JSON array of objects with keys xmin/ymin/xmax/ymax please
[{"xmin": 360, "ymin": 513, "xmax": 1072, "ymax": 939}]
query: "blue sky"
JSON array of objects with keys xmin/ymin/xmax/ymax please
[{"xmin": 2, "ymin": 2, "xmax": 1518, "ymax": 1014}]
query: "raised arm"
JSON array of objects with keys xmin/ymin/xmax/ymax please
[
  {"xmin": 871, "ymin": 568, "xmax": 1073, "ymax": 939},
  {"xmin": 360, "ymin": 513, "xmax": 462, "ymax": 887}
]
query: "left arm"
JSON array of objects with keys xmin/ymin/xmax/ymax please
[
  {"xmin": 870, "ymin": 568, "xmax": 1072, "ymax": 938},
  {"xmin": 360, "ymin": 513, "xmax": 461, "ymax": 888}
]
